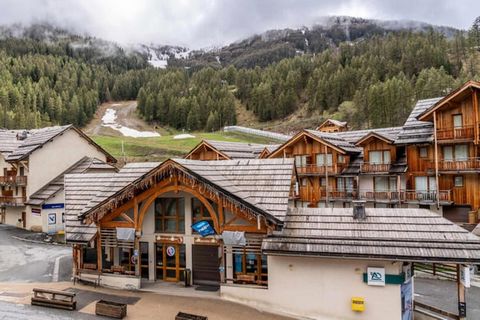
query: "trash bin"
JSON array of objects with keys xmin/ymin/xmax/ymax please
[{"xmin": 184, "ymin": 269, "xmax": 191, "ymax": 287}]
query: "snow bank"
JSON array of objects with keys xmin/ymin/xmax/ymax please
[
  {"xmin": 173, "ymin": 134, "xmax": 196, "ymax": 139},
  {"xmin": 101, "ymin": 108, "xmax": 160, "ymax": 138}
]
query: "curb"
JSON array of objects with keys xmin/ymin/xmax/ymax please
[{"xmin": 11, "ymin": 235, "xmax": 69, "ymax": 247}]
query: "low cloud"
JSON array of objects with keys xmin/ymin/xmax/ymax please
[{"xmin": 0, "ymin": 0, "xmax": 478, "ymax": 48}]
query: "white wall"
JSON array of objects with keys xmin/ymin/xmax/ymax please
[
  {"xmin": 222, "ymin": 256, "xmax": 403, "ymax": 320},
  {"xmin": 27, "ymin": 129, "xmax": 107, "ymax": 197},
  {"xmin": 26, "ymin": 190, "xmax": 65, "ymax": 232}
]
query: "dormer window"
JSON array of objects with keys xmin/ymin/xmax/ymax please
[{"xmin": 369, "ymin": 150, "xmax": 391, "ymax": 164}]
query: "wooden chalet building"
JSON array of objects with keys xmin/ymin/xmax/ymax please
[{"xmin": 65, "ymin": 158, "xmax": 294, "ymax": 288}]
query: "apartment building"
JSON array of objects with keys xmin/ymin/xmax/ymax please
[{"xmin": 0, "ymin": 125, "xmax": 116, "ymax": 233}]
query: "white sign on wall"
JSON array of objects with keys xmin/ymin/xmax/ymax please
[{"xmin": 367, "ymin": 267, "xmax": 385, "ymax": 286}]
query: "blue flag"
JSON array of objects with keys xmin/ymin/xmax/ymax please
[{"xmin": 191, "ymin": 220, "xmax": 215, "ymax": 237}]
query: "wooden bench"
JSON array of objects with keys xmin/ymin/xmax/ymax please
[
  {"xmin": 73, "ymin": 269, "xmax": 101, "ymax": 287},
  {"xmin": 31, "ymin": 288, "xmax": 76, "ymax": 311}
]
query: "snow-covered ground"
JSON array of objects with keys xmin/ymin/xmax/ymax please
[
  {"xmin": 101, "ymin": 108, "xmax": 160, "ymax": 138},
  {"xmin": 173, "ymin": 133, "xmax": 195, "ymax": 139}
]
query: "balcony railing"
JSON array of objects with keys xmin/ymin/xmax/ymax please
[
  {"xmin": 326, "ymin": 189, "xmax": 358, "ymax": 200},
  {"xmin": 360, "ymin": 163, "xmax": 391, "ymax": 173},
  {"xmin": 296, "ymin": 164, "xmax": 344, "ymax": 175},
  {"xmin": 428, "ymin": 158, "xmax": 480, "ymax": 172},
  {"xmin": 359, "ymin": 190, "xmax": 401, "ymax": 202},
  {"xmin": 436, "ymin": 125, "xmax": 475, "ymax": 140},
  {"xmin": 402, "ymin": 190, "xmax": 451, "ymax": 203},
  {"xmin": 0, "ymin": 196, "xmax": 25, "ymax": 206},
  {"xmin": 0, "ymin": 176, "xmax": 27, "ymax": 186}
]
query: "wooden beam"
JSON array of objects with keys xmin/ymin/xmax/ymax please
[
  {"xmin": 324, "ymin": 144, "xmax": 329, "ymax": 206},
  {"xmin": 133, "ymin": 196, "xmax": 139, "ymax": 230},
  {"xmin": 96, "ymin": 229, "xmax": 102, "ymax": 272},
  {"xmin": 100, "ymin": 221, "xmax": 135, "ymax": 228},
  {"xmin": 474, "ymin": 89, "xmax": 479, "ymax": 145},
  {"xmin": 120, "ymin": 213, "xmax": 134, "ymax": 223},
  {"xmin": 433, "ymin": 111, "xmax": 440, "ymax": 209}
]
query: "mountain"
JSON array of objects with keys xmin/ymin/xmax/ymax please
[{"xmin": 161, "ymin": 16, "xmax": 461, "ymax": 69}]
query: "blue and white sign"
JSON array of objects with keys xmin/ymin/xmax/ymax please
[
  {"xmin": 191, "ymin": 220, "xmax": 215, "ymax": 237},
  {"xmin": 367, "ymin": 267, "xmax": 385, "ymax": 286},
  {"xmin": 42, "ymin": 203, "xmax": 64, "ymax": 210},
  {"xmin": 48, "ymin": 213, "xmax": 56, "ymax": 225},
  {"xmin": 166, "ymin": 246, "xmax": 176, "ymax": 257}
]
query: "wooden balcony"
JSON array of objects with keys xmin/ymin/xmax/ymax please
[
  {"xmin": 360, "ymin": 163, "xmax": 391, "ymax": 173},
  {"xmin": 296, "ymin": 164, "xmax": 344, "ymax": 176},
  {"xmin": 436, "ymin": 125, "xmax": 475, "ymax": 140},
  {"xmin": 0, "ymin": 176, "xmax": 27, "ymax": 186},
  {"xmin": 359, "ymin": 190, "xmax": 401, "ymax": 202},
  {"xmin": 327, "ymin": 189, "xmax": 358, "ymax": 201},
  {"xmin": 402, "ymin": 190, "xmax": 452, "ymax": 204},
  {"xmin": 428, "ymin": 158, "xmax": 480, "ymax": 172},
  {"xmin": 0, "ymin": 196, "xmax": 25, "ymax": 206}
]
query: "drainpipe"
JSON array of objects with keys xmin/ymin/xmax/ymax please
[
  {"xmin": 434, "ymin": 111, "xmax": 440, "ymax": 209},
  {"xmin": 324, "ymin": 145, "xmax": 329, "ymax": 207}
]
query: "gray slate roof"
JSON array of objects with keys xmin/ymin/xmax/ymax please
[
  {"xmin": 204, "ymin": 140, "xmax": 276, "ymax": 159},
  {"xmin": 262, "ymin": 207, "xmax": 480, "ymax": 263},
  {"xmin": 336, "ymin": 126, "xmax": 403, "ymax": 144},
  {"xmin": 0, "ymin": 130, "xmax": 24, "ymax": 156},
  {"xmin": 395, "ymin": 97, "xmax": 442, "ymax": 145},
  {"xmin": 305, "ymin": 130, "xmax": 362, "ymax": 153},
  {"xmin": 26, "ymin": 157, "xmax": 117, "ymax": 206}
]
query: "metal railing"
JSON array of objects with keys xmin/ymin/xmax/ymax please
[
  {"xmin": 0, "ymin": 196, "xmax": 25, "ymax": 206},
  {"xmin": 436, "ymin": 125, "xmax": 475, "ymax": 140},
  {"xmin": 402, "ymin": 190, "xmax": 451, "ymax": 203},
  {"xmin": 296, "ymin": 164, "xmax": 345, "ymax": 175},
  {"xmin": 360, "ymin": 163, "xmax": 391, "ymax": 173},
  {"xmin": 0, "ymin": 176, "xmax": 27, "ymax": 185}
]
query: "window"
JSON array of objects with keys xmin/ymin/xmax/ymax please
[
  {"xmin": 294, "ymin": 155, "xmax": 307, "ymax": 167},
  {"xmin": 338, "ymin": 155, "xmax": 345, "ymax": 163},
  {"xmin": 453, "ymin": 114, "xmax": 463, "ymax": 128},
  {"xmin": 155, "ymin": 198, "xmax": 185, "ymax": 233},
  {"xmin": 192, "ymin": 198, "xmax": 212, "ymax": 224},
  {"xmin": 455, "ymin": 145, "xmax": 468, "ymax": 160},
  {"xmin": 233, "ymin": 252, "xmax": 268, "ymax": 285},
  {"xmin": 320, "ymin": 177, "xmax": 326, "ymax": 187},
  {"xmin": 316, "ymin": 153, "xmax": 333, "ymax": 166},
  {"xmin": 454, "ymin": 176, "xmax": 464, "ymax": 187},
  {"xmin": 443, "ymin": 145, "xmax": 468, "ymax": 161},
  {"xmin": 419, "ymin": 147, "xmax": 428, "ymax": 158},
  {"xmin": 374, "ymin": 176, "xmax": 396, "ymax": 191},
  {"xmin": 336, "ymin": 177, "xmax": 354, "ymax": 191},
  {"xmin": 415, "ymin": 176, "xmax": 436, "ymax": 191},
  {"xmin": 301, "ymin": 178, "xmax": 307, "ymax": 186},
  {"xmin": 369, "ymin": 150, "xmax": 391, "ymax": 164}
]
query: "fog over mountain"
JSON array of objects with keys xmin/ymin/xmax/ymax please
[{"xmin": 0, "ymin": 0, "xmax": 478, "ymax": 48}]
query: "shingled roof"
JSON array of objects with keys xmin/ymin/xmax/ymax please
[
  {"xmin": 395, "ymin": 98, "xmax": 441, "ymax": 145},
  {"xmin": 1, "ymin": 125, "xmax": 116, "ymax": 162},
  {"xmin": 186, "ymin": 140, "xmax": 279, "ymax": 160},
  {"xmin": 26, "ymin": 157, "xmax": 117, "ymax": 206},
  {"xmin": 262, "ymin": 207, "xmax": 480, "ymax": 264}
]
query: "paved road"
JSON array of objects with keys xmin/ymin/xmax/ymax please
[
  {"xmin": 415, "ymin": 277, "xmax": 480, "ymax": 318},
  {"xmin": 0, "ymin": 224, "xmax": 72, "ymax": 282}
]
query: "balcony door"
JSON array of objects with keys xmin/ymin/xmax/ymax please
[
  {"xmin": 442, "ymin": 145, "xmax": 468, "ymax": 161},
  {"xmin": 369, "ymin": 150, "xmax": 391, "ymax": 164}
]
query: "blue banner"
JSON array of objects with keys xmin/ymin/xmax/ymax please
[
  {"xmin": 191, "ymin": 220, "xmax": 215, "ymax": 237},
  {"xmin": 42, "ymin": 203, "xmax": 64, "ymax": 209}
]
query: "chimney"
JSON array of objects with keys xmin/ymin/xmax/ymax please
[
  {"xmin": 16, "ymin": 130, "xmax": 28, "ymax": 141},
  {"xmin": 352, "ymin": 200, "xmax": 366, "ymax": 220}
]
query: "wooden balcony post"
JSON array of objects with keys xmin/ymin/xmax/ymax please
[
  {"xmin": 474, "ymin": 89, "xmax": 479, "ymax": 145},
  {"xmin": 433, "ymin": 111, "xmax": 440, "ymax": 209},
  {"xmin": 96, "ymin": 228, "xmax": 102, "ymax": 272}
]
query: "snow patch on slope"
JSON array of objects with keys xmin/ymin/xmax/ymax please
[{"xmin": 101, "ymin": 108, "xmax": 160, "ymax": 138}]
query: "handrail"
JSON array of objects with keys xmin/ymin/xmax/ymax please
[
  {"xmin": 296, "ymin": 164, "xmax": 344, "ymax": 175},
  {"xmin": 358, "ymin": 190, "xmax": 400, "ymax": 201},
  {"xmin": 429, "ymin": 157, "xmax": 480, "ymax": 171},
  {"xmin": 436, "ymin": 124, "xmax": 475, "ymax": 140},
  {"xmin": 402, "ymin": 189, "xmax": 451, "ymax": 202},
  {"xmin": 0, "ymin": 176, "xmax": 27, "ymax": 185},
  {"xmin": 360, "ymin": 162, "xmax": 391, "ymax": 173},
  {"xmin": 0, "ymin": 196, "xmax": 25, "ymax": 205}
]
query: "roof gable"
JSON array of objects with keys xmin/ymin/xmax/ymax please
[{"xmin": 418, "ymin": 80, "xmax": 480, "ymax": 121}]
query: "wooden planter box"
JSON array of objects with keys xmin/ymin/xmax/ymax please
[
  {"xmin": 95, "ymin": 300, "xmax": 127, "ymax": 319},
  {"xmin": 175, "ymin": 312, "xmax": 208, "ymax": 320}
]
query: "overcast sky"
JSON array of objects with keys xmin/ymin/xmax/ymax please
[{"xmin": 0, "ymin": 0, "xmax": 478, "ymax": 48}]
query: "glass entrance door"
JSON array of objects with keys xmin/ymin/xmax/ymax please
[{"xmin": 155, "ymin": 243, "xmax": 186, "ymax": 282}]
